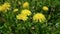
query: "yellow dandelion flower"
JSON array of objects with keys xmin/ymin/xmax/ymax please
[
  {"xmin": 16, "ymin": 14, "xmax": 28, "ymax": 21},
  {"xmin": 23, "ymin": 2, "xmax": 29, "ymax": 8},
  {"xmin": 13, "ymin": 9, "xmax": 18, "ymax": 12},
  {"xmin": 33, "ymin": 13, "xmax": 46, "ymax": 22},
  {"xmin": 21, "ymin": 9, "xmax": 31, "ymax": 16},
  {"xmin": 42, "ymin": 6, "xmax": 49, "ymax": 11},
  {"xmin": 1, "ymin": 2, "xmax": 11, "ymax": 11}
]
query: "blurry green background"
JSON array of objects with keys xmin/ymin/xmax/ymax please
[{"xmin": 0, "ymin": 0, "xmax": 60, "ymax": 34}]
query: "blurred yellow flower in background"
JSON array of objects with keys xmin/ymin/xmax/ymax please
[
  {"xmin": 13, "ymin": 9, "xmax": 18, "ymax": 12},
  {"xmin": 16, "ymin": 14, "xmax": 28, "ymax": 21},
  {"xmin": 33, "ymin": 13, "xmax": 46, "ymax": 22},
  {"xmin": 42, "ymin": 6, "xmax": 49, "ymax": 11},
  {"xmin": 21, "ymin": 9, "xmax": 31, "ymax": 16},
  {"xmin": 2, "ymin": 2, "xmax": 11, "ymax": 10},
  {"xmin": 23, "ymin": 2, "xmax": 29, "ymax": 8},
  {"xmin": 0, "ymin": 2, "xmax": 11, "ymax": 12}
]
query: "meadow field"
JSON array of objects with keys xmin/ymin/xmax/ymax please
[{"xmin": 0, "ymin": 0, "xmax": 60, "ymax": 34}]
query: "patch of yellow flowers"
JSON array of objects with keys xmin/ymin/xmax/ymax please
[
  {"xmin": 16, "ymin": 9, "xmax": 31, "ymax": 21},
  {"xmin": 16, "ymin": 12, "xmax": 46, "ymax": 22},
  {"xmin": 0, "ymin": 2, "xmax": 48, "ymax": 23},
  {"xmin": 16, "ymin": 2, "xmax": 31, "ymax": 21},
  {"xmin": 0, "ymin": 2, "xmax": 11, "ymax": 12},
  {"xmin": 16, "ymin": 2, "xmax": 48, "ymax": 22}
]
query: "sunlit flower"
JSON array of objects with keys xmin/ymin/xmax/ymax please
[
  {"xmin": 21, "ymin": 9, "xmax": 31, "ymax": 16},
  {"xmin": 23, "ymin": 2, "xmax": 29, "ymax": 8},
  {"xmin": 16, "ymin": 14, "xmax": 28, "ymax": 21},
  {"xmin": 33, "ymin": 13, "xmax": 46, "ymax": 22},
  {"xmin": 13, "ymin": 8, "xmax": 18, "ymax": 12},
  {"xmin": 42, "ymin": 6, "xmax": 49, "ymax": 11},
  {"xmin": 1, "ymin": 2, "xmax": 11, "ymax": 12}
]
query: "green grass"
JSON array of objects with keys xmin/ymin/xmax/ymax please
[{"xmin": 0, "ymin": 0, "xmax": 60, "ymax": 34}]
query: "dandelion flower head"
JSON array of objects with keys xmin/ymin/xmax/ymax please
[
  {"xmin": 16, "ymin": 14, "xmax": 28, "ymax": 21},
  {"xmin": 23, "ymin": 2, "xmax": 29, "ymax": 8},
  {"xmin": 42, "ymin": 6, "xmax": 49, "ymax": 11},
  {"xmin": 21, "ymin": 9, "xmax": 31, "ymax": 16},
  {"xmin": 33, "ymin": 13, "xmax": 46, "ymax": 22}
]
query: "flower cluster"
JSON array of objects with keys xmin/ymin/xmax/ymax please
[
  {"xmin": 16, "ymin": 9, "xmax": 31, "ymax": 21},
  {"xmin": 0, "ymin": 2, "xmax": 49, "ymax": 23},
  {"xmin": 16, "ymin": 2, "xmax": 48, "ymax": 22},
  {"xmin": 16, "ymin": 2, "xmax": 32, "ymax": 21}
]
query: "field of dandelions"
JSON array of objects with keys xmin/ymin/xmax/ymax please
[{"xmin": 0, "ymin": 0, "xmax": 60, "ymax": 34}]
